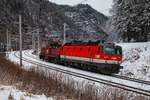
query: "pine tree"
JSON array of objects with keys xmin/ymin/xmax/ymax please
[{"xmin": 111, "ymin": 0, "xmax": 150, "ymax": 42}]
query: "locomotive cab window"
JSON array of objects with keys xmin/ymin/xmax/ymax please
[
  {"xmin": 115, "ymin": 46, "xmax": 122, "ymax": 55},
  {"xmin": 103, "ymin": 46, "xmax": 115, "ymax": 54},
  {"xmin": 116, "ymin": 48, "xmax": 122, "ymax": 55}
]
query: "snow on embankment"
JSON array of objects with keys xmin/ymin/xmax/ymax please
[
  {"xmin": 7, "ymin": 51, "xmax": 34, "ymax": 69},
  {"xmin": 117, "ymin": 42, "xmax": 150, "ymax": 81},
  {"xmin": 0, "ymin": 85, "xmax": 52, "ymax": 100}
]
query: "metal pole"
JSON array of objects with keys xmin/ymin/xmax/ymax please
[
  {"xmin": 32, "ymin": 32, "xmax": 34, "ymax": 50},
  {"xmin": 9, "ymin": 33, "xmax": 11, "ymax": 51},
  {"xmin": 50, "ymin": 16, "xmax": 53, "ymax": 25},
  {"xmin": 37, "ymin": 29, "xmax": 40, "ymax": 54},
  {"xmin": 16, "ymin": 39, "xmax": 17, "ymax": 50},
  {"xmin": 6, "ymin": 29, "xmax": 9, "ymax": 52},
  {"xmin": 32, "ymin": 32, "xmax": 35, "ymax": 50},
  {"xmin": 19, "ymin": 15, "xmax": 22, "ymax": 67},
  {"xmin": 63, "ymin": 23, "xmax": 66, "ymax": 45},
  {"xmin": 6, "ymin": 29, "xmax": 9, "ymax": 56},
  {"xmin": 34, "ymin": 32, "xmax": 36, "ymax": 51}
]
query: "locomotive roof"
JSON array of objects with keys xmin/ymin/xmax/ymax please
[
  {"xmin": 65, "ymin": 41, "xmax": 115, "ymax": 46},
  {"xmin": 65, "ymin": 41, "xmax": 100, "ymax": 46},
  {"xmin": 64, "ymin": 41, "xmax": 116, "ymax": 46}
]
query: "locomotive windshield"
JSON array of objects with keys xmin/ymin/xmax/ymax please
[
  {"xmin": 103, "ymin": 47, "xmax": 115, "ymax": 54},
  {"xmin": 115, "ymin": 46, "xmax": 122, "ymax": 55},
  {"xmin": 103, "ymin": 45, "xmax": 122, "ymax": 55}
]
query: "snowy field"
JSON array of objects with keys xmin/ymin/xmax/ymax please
[
  {"xmin": 3, "ymin": 42, "xmax": 150, "ymax": 99},
  {"xmin": 117, "ymin": 42, "xmax": 150, "ymax": 81},
  {"xmin": 6, "ymin": 51, "xmax": 35, "ymax": 70},
  {"xmin": 22, "ymin": 42, "xmax": 150, "ymax": 82},
  {"xmin": 19, "ymin": 50, "xmax": 150, "ymax": 89},
  {"xmin": 7, "ymin": 42, "xmax": 150, "ymax": 88},
  {"xmin": 0, "ymin": 85, "xmax": 53, "ymax": 100}
]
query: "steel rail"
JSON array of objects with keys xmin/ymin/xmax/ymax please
[
  {"xmin": 14, "ymin": 51, "xmax": 150, "ymax": 97},
  {"xmin": 26, "ymin": 50, "xmax": 150, "ymax": 86}
]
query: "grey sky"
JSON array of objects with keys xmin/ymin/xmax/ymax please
[{"xmin": 49, "ymin": 0, "xmax": 113, "ymax": 16}]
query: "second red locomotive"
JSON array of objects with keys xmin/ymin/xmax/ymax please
[{"xmin": 39, "ymin": 41, "xmax": 123, "ymax": 74}]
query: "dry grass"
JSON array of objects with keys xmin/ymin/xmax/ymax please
[{"xmin": 0, "ymin": 54, "xmax": 149, "ymax": 100}]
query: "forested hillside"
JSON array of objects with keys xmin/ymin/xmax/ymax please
[
  {"xmin": 111, "ymin": 0, "xmax": 150, "ymax": 42},
  {"xmin": 0, "ymin": 0, "xmax": 108, "ymax": 50}
]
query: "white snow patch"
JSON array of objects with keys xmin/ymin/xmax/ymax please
[
  {"xmin": 6, "ymin": 43, "xmax": 150, "ymax": 97},
  {"xmin": 16, "ymin": 50, "xmax": 150, "ymax": 91},
  {"xmin": 7, "ymin": 51, "xmax": 36, "ymax": 70},
  {"xmin": 0, "ymin": 85, "xmax": 53, "ymax": 100},
  {"xmin": 117, "ymin": 42, "xmax": 150, "ymax": 81}
]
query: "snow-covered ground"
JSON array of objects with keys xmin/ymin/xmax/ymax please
[
  {"xmin": 7, "ymin": 51, "xmax": 35, "ymax": 70},
  {"xmin": 118, "ymin": 42, "xmax": 150, "ymax": 81},
  {"xmin": 23, "ymin": 42, "xmax": 150, "ymax": 82},
  {"xmin": 4, "ymin": 42, "xmax": 150, "ymax": 99},
  {"xmin": 11, "ymin": 49, "xmax": 150, "ymax": 91},
  {"xmin": 0, "ymin": 85, "xmax": 53, "ymax": 100},
  {"xmin": 8, "ymin": 42, "xmax": 150, "ymax": 82}
]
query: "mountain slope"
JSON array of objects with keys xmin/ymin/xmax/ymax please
[{"xmin": 0, "ymin": 0, "xmax": 109, "ymax": 49}]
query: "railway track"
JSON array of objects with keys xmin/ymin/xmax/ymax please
[
  {"xmin": 26, "ymin": 50, "xmax": 150, "ymax": 86},
  {"xmin": 14, "ymin": 51, "xmax": 150, "ymax": 97},
  {"xmin": 112, "ymin": 74, "xmax": 150, "ymax": 86}
]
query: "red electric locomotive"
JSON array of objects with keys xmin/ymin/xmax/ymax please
[{"xmin": 39, "ymin": 41, "xmax": 123, "ymax": 74}]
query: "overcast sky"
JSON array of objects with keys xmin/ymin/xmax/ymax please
[{"xmin": 49, "ymin": 0, "xmax": 113, "ymax": 16}]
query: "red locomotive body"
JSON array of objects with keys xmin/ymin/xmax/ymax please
[
  {"xmin": 39, "ymin": 42, "xmax": 123, "ymax": 74},
  {"xmin": 60, "ymin": 45, "xmax": 122, "ymax": 64}
]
